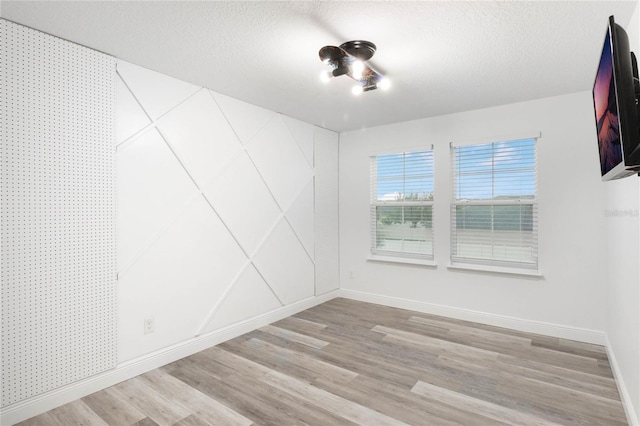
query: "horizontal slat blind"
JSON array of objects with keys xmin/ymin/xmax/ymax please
[
  {"xmin": 370, "ymin": 150, "xmax": 434, "ymax": 259},
  {"xmin": 451, "ymin": 138, "xmax": 537, "ymax": 269}
]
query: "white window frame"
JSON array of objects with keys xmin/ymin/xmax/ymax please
[
  {"xmin": 450, "ymin": 134, "xmax": 540, "ymax": 274},
  {"xmin": 369, "ymin": 148, "xmax": 435, "ymax": 264}
]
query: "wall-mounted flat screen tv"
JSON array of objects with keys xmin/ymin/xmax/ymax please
[{"xmin": 593, "ymin": 15, "xmax": 640, "ymax": 181}]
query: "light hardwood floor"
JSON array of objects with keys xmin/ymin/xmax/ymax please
[{"xmin": 18, "ymin": 298, "xmax": 628, "ymax": 425}]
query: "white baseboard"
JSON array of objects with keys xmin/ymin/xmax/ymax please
[
  {"xmin": 605, "ymin": 335, "xmax": 640, "ymax": 426},
  {"xmin": 338, "ymin": 289, "xmax": 606, "ymax": 345},
  {"xmin": 0, "ymin": 290, "xmax": 339, "ymax": 426}
]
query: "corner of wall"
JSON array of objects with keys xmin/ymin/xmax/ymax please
[{"xmin": 604, "ymin": 3, "xmax": 640, "ymax": 423}]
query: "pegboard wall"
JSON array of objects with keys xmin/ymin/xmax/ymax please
[{"xmin": 1, "ymin": 19, "xmax": 117, "ymax": 407}]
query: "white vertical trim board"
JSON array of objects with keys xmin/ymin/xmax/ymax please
[{"xmin": 314, "ymin": 128, "xmax": 340, "ymax": 295}]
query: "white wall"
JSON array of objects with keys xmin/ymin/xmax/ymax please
[
  {"xmin": 1, "ymin": 37, "xmax": 340, "ymax": 422},
  {"xmin": 605, "ymin": 174, "xmax": 640, "ymax": 425},
  {"xmin": 339, "ymin": 91, "xmax": 608, "ymax": 341},
  {"xmin": 605, "ymin": 3, "xmax": 640, "ymax": 424},
  {"xmin": 115, "ymin": 60, "xmax": 339, "ymax": 363}
]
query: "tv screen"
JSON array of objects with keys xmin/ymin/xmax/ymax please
[
  {"xmin": 592, "ymin": 16, "xmax": 640, "ymax": 181},
  {"xmin": 593, "ymin": 27, "xmax": 624, "ymax": 177}
]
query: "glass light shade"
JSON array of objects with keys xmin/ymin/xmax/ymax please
[
  {"xmin": 378, "ymin": 78, "xmax": 391, "ymax": 90},
  {"xmin": 351, "ymin": 60, "xmax": 365, "ymax": 80}
]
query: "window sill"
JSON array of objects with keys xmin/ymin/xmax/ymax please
[
  {"xmin": 367, "ymin": 255, "xmax": 437, "ymax": 267},
  {"xmin": 447, "ymin": 263, "xmax": 542, "ymax": 277}
]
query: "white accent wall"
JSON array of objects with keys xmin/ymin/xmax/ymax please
[
  {"xmin": 115, "ymin": 60, "xmax": 339, "ymax": 363},
  {"xmin": 604, "ymin": 3, "xmax": 640, "ymax": 424},
  {"xmin": 339, "ymin": 92, "xmax": 608, "ymax": 341},
  {"xmin": 1, "ymin": 21, "xmax": 339, "ymax": 423}
]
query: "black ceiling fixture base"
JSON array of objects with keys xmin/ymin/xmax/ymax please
[
  {"xmin": 339, "ymin": 40, "xmax": 377, "ymax": 61},
  {"xmin": 319, "ymin": 39, "xmax": 387, "ymax": 94}
]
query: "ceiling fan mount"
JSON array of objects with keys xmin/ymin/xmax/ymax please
[
  {"xmin": 339, "ymin": 40, "xmax": 377, "ymax": 61},
  {"xmin": 318, "ymin": 40, "xmax": 389, "ymax": 95}
]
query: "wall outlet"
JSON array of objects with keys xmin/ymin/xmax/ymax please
[{"xmin": 143, "ymin": 317, "xmax": 154, "ymax": 334}]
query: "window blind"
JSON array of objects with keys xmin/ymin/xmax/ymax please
[
  {"xmin": 370, "ymin": 150, "xmax": 434, "ymax": 260},
  {"xmin": 451, "ymin": 138, "xmax": 537, "ymax": 269}
]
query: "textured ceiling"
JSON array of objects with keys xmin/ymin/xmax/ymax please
[{"xmin": 2, "ymin": 1, "xmax": 638, "ymax": 132}]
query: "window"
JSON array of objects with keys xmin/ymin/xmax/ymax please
[
  {"xmin": 370, "ymin": 150, "xmax": 434, "ymax": 260},
  {"xmin": 451, "ymin": 138, "xmax": 537, "ymax": 270}
]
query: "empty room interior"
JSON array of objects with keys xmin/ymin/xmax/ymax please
[{"xmin": 2, "ymin": 1, "xmax": 640, "ymax": 425}]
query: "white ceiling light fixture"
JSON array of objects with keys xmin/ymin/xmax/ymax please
[{"xmin": 319, "ymin": 40, "xmax": 390, "ymax": 95}]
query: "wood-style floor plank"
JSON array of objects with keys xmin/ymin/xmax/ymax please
[
  {"xmin": 139, "ymin": 369, "xmax": 252, "ymax": 426},
  {"xmin": 171, "ymin": 415, "xmax": 210, "ymax": 426},
  {"xmin": 110, "ymin": 377, "xmax": 190, "ymax": 426},
  {"xmin": 13, "ymin": 412, "xmax": 59, "ymax": 426},
  {"xmin": 411, "ymin": 380, "xmax": 560, "ymax": 426},
  {"xmin": 16, "ymin": 298, "xmax": 628, "ymax": 426},
  {"xmin": 46, "ymin": 399, "xmax": 109, "ymax": 426},
  {"xmin": 260, "ymin": 370, "xmax": 407, "ymax": 426},
  {"xmin": 243, "ymin": 337, "xmax": 358, "ymax": 383},
  {"xmin": 259, "ymin": 324, "xmax": 330, "ymax": 349},
  {"xmin": 81, "ymin": 387, "xmax": 147, "ymax": 425},
  {"xmin": 131, "ymin": 418, "xmax": 160, "ymax": 426}
]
